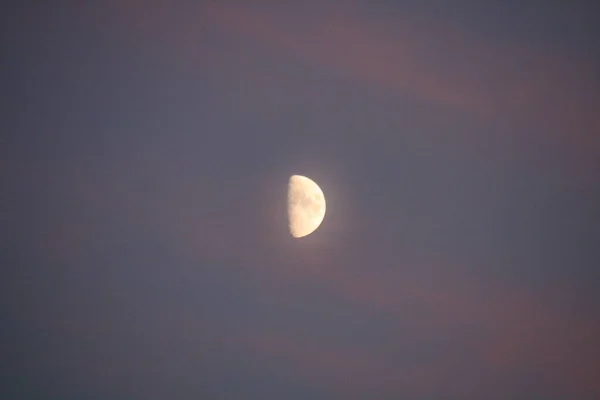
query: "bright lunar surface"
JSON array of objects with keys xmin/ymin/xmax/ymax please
[{"xmin": 287, "ymin": 175, "xmax": 326, "ymax": 238}]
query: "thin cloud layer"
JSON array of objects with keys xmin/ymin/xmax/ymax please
[
  {"xmin": 26, "ymin": 141, "xmax": 600, "ymax": 398},
  {"xmin": 201, "ymin": 1, "xmax": 599, "ymax": 162},
  {"xmin": 5, "ymin": 2, "xmax": 599, "ymax": 399}
]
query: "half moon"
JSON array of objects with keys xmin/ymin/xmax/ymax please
[{"xmin": 287, "ymin": 175, "xmax": 326, "ymax": 238}]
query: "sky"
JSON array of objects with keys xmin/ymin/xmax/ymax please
[{"xmin": 2, "ymin": 1, "xmax": 600, "ymax": 399}]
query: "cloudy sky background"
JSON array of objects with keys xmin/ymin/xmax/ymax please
[{"xmin": 3, "ymin": 1, "xmax": 600, "ymax": 399}]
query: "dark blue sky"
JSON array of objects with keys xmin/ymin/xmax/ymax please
[{"xmin": 3, "ymin": 1, "xmax": 600, "ymax": 399}]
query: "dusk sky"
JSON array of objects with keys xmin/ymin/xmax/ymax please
[{"xmin": 2, "ymin": 1, "xmax": 600, "ymax": 399}]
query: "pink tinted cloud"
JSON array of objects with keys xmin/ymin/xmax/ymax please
[
  {"xmin": 102, "ymin": 0, "xmax": 599, "ymax": 173},
  {"xmin": 29, "ymin": 3, "xmax": 600, "ymax": 395},
  {"xmin": 201, "ymin": 1, "xmax": 600, "ymax": 163},
  {"xmin": 230, "ymin": 244, "xmax": 600, "ymax": 397},
  {"xmin": 344, "ymin": 270, "xmax": 600, "ymax": 397},
  {"xmin": 225, "ymin": 330, "xmax": 464, "ymax": 398},
  {"xmin": 203, "ymin": 2, "xmax": 488, "ymax": 113},
  {"xmin": 31, "ymin": 145, "xmax": 598, "ymax": 397},
  {"xmin": 33, "ymin": 154, "xmax": 600, "ymax": 398}
]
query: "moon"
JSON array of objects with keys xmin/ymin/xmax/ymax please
[{"xmin": 287, "ymin": 175, "xmax": 326, "ymax": 238}]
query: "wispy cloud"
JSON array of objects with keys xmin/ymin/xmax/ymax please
[{"xmin": 200, "ymin": 1, "xmax": 599, "ymax": 165}]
